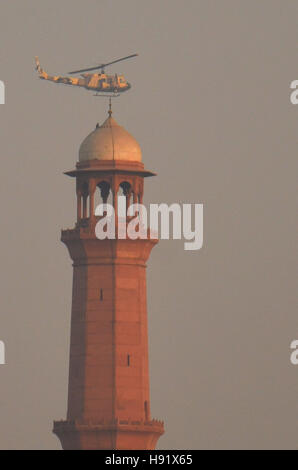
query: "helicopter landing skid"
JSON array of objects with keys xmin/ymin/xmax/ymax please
[{"xmin": 93, "ymin": 93, "xmax": 120, "ymax": 98}]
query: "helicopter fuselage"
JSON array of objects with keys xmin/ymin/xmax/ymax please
[{"xmin": 81, "ymin": 72, "xmax": 131, "ymax": 92}]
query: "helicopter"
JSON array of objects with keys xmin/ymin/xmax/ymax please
[{"xmin": 34, "ymin": 54, "xmax": 138, "ymax": 95}]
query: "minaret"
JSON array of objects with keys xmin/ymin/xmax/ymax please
[{"xmin": 53, "ymin": 108, "xmax": 164, "ymax": 450}]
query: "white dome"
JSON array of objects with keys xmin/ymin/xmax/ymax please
[{"xmin": 79, "ymin": 116, "xmax": 142, "ymax": 163}]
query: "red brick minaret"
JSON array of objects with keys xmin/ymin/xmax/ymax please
[{"xmin": 53, "ymin": 109, "xmax": 164, "ymax": 450}]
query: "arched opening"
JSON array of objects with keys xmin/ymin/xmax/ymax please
[
  {"xmin": 120, "ymin": 181, "xmax": 132, "ymax": 211},
  {"xmin": 82, "ymin": 182, "xmax": 89, "ymax": 219},
  {"xmin": 144, "ymin": 401, "xmax": 149, "ymax": 421},
  {"xmin": 98, "ymin": 181, "xmax": 111, "ymax": 203},
  {"xmin": 120, "ymin": 181, "xmax": 131, "ymax": 196},
  {"xmin": 95, "ymin": 181, "xmax": 111, "ymax": 216}
]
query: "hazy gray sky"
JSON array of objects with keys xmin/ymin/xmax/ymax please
[{"xmin": 0, "ymin": 0, "xmax": 297, "ymax": 449}]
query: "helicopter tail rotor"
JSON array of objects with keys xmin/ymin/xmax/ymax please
[{"xmin": 35, "ymin": 56, "xmax": 42, "ymax": 73}]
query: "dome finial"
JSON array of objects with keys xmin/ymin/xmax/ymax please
[{"xmin": 108, "ymin": 97, "xmax": 112, "ymax": 117}]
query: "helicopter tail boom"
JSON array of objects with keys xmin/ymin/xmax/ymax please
[{"xmin": 34, "ymin": 57, "xmax": 67, "ymax": 84}]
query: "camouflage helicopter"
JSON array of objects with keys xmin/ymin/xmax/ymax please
[{"xmin": 34, "ymin": 54, "xmax": 138, "ymax": 95}]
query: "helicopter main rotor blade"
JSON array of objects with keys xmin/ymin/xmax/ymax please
[
  {"xmin": 69, "ymin": 65, "xmax": 105, "ymax": 74},
  {"xmin": 101, "ymin": 53, "xmax": 138, "ymax": 68},
  {"xmin": 68, "ymin": 54, "xmax": 138, "ymax": 75}
]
